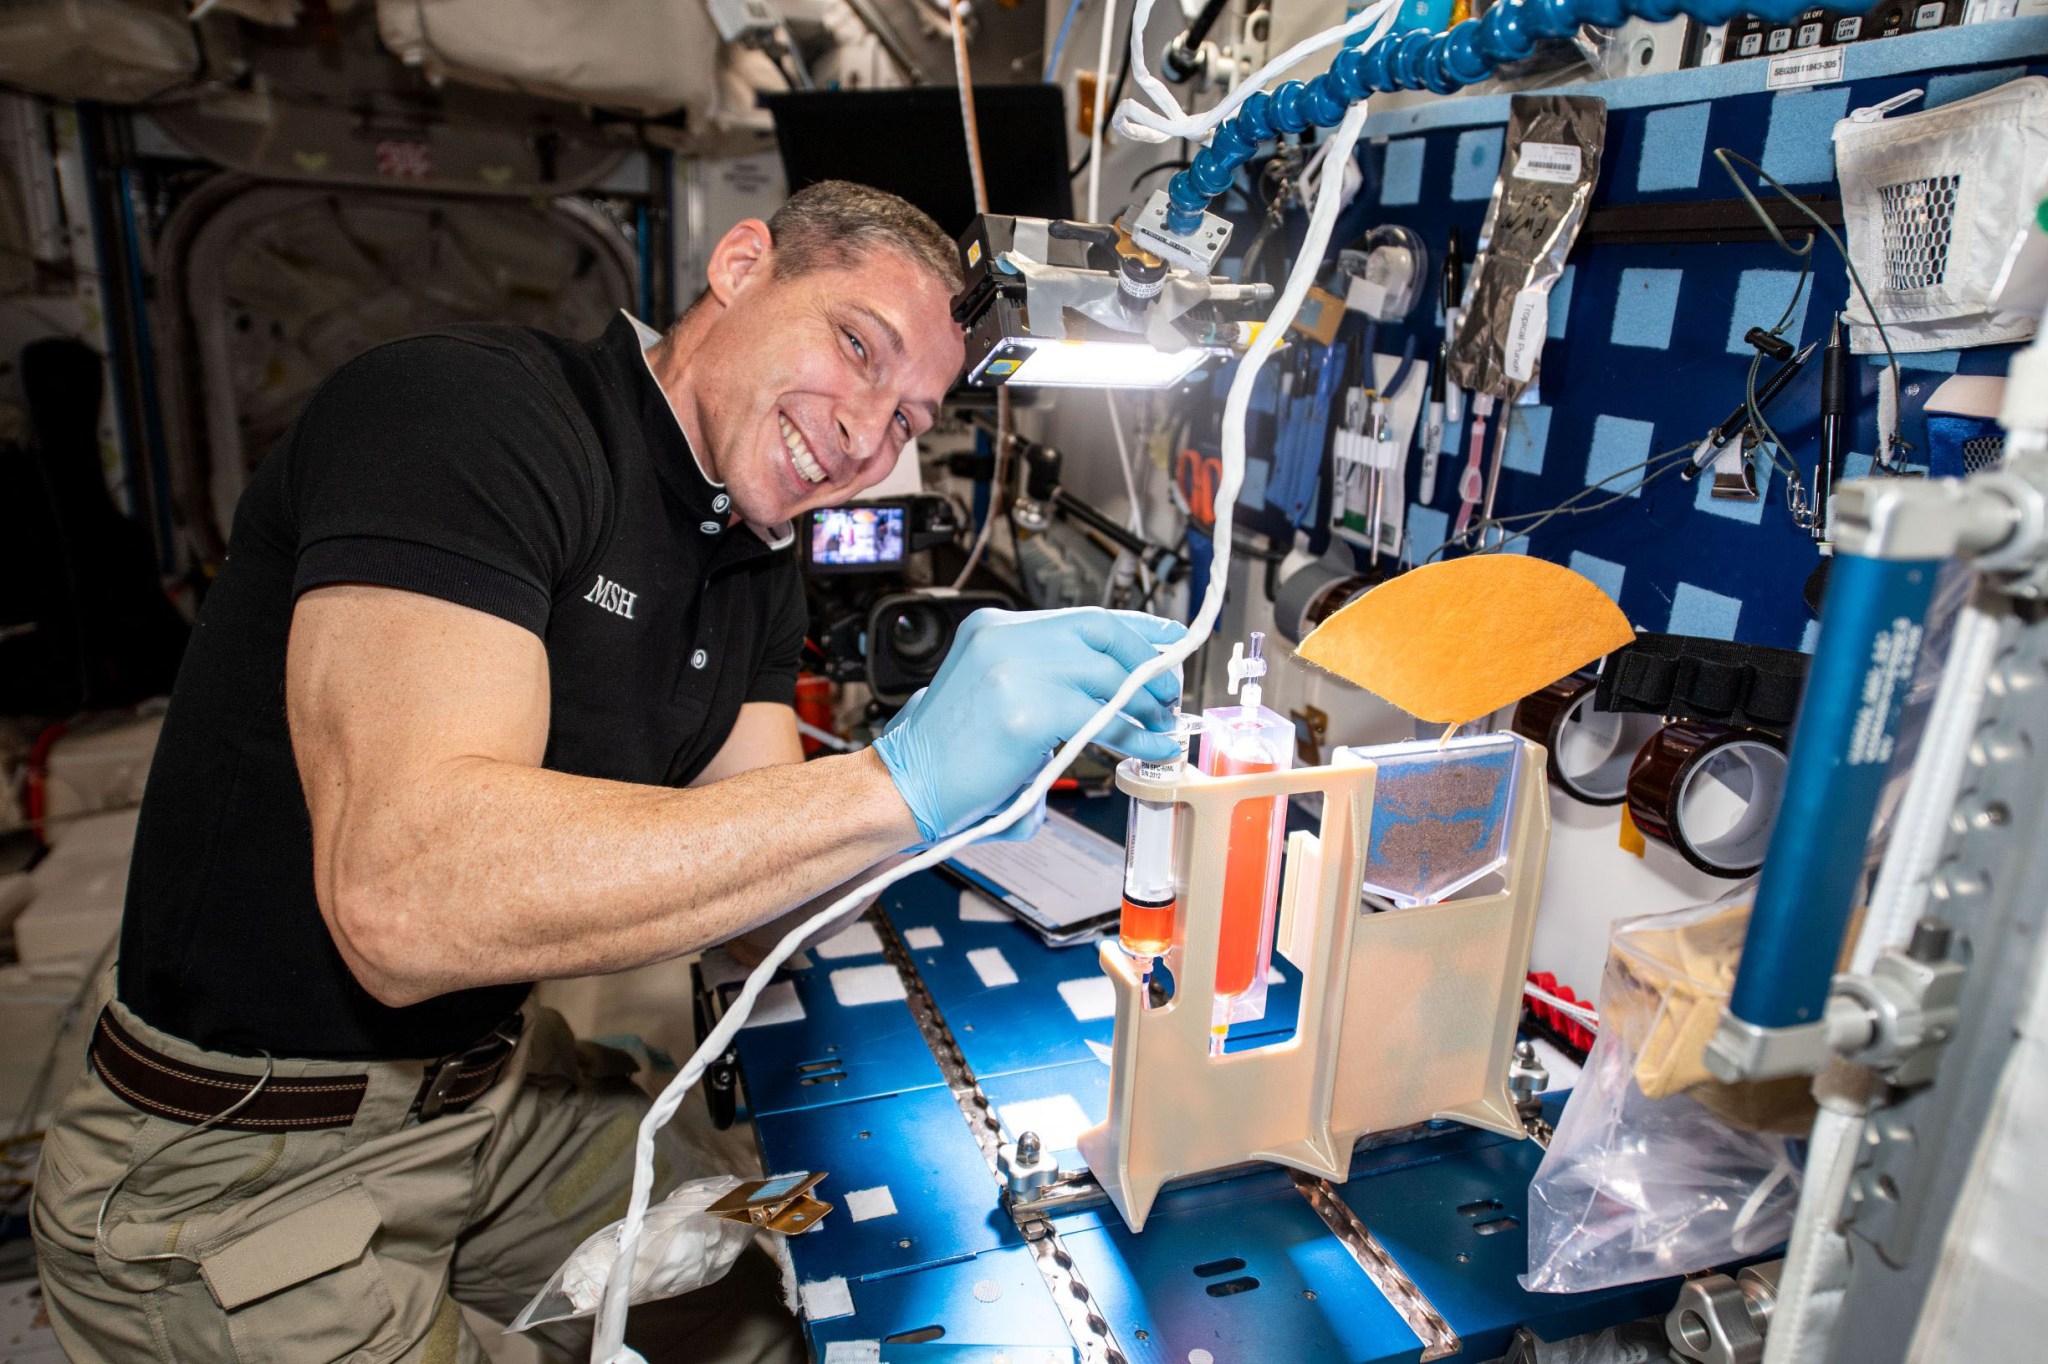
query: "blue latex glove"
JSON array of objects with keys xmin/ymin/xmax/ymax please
[{"xmin": 873, "ymin": 607, "xmax": 1185, "ymax": 845}]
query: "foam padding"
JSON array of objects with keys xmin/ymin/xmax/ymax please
[{"xmin": 1297, "ymin": 556, "xmax": 1634, "ymax": 725}]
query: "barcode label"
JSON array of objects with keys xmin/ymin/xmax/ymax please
[{"xmin": 1513, "ymin": 141, "xmax": 1582, "ymax": 184}]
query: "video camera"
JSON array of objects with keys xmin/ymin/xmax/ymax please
[{"xmin": 800, "ymin": 494, "xmax": 1009, "ymax": 706}]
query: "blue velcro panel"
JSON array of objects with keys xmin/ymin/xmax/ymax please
[
  {"xmin": 1725, "ymin": 268, "xmax": 1815, "ymax": 354},
  {"xmin": 1584, "ymin": 415, "xmax": 1657, "ymax": 495},
  {"xmin": 1925, "ymin": 65, "xmax": 2027, "ymax": 107},
  {"xmin": 1669, "ymin": 582, "xmax": 1744, "ymax": 639},
  {"xmin": 804, "ymin": 1247, "xmax": 1077, "ymax": 1359},
  {"xmin": 1899, "ymin": 349, "xmax": 1961, "ymax": 372},
  {"xmin": 977, "ymin": 1059, "xmax": 1112, "ymax": 1175},
  {"xmin": 1638, "ymin": 101, "xmax": 1713, "ymax": 191},
  {"xmin": 1407, "ymin": 502, "xmax": 1451, "ymax": 562},
  {"xmin": 1568, "ymin": 550, "xmax": 1627, "ymax": 603},
  {"xmin": 1760, "ymin": 87, "xmax": 1851, "ymax": 184},
  {"xmin": 731, "ymin": 951, "xmax": 947, "ymax": 1117},
  {"xmin": 1381, "ymin": 138, "xmax": 1426, "ymax": 206},
  {"xmin": 1336, "ymin": 1133, "xmax": 1683, "ymax": 1360},
  {"xmin": 1548, "ymin": 264, "xmax": 1577, "ymax": 339},
  {"xmin": 1801, "ymin": 618, "xmax": 1821, "ymax": 653},
  {"xmin": 1057, "ymin": 1169, "xmax": 1426, "ymax": 1364},
  {"xmin": 1451, "ymin": 127, "xmax": 1505, "ymax": 201},
  {"xmin": 1502, "ymin": 405, "xmax": 1553, "ymax": 475},
  {"xmin": 1693, "ymin": 450, "xmax": 1772, "ymax": 524},
  {"xmin": 759, "ymin": 1084, "xmax": 1025, "ymax": 1281},
  {"xmin": 1610, "ymin": 268, "xmax": 1685, "ymax": 349},
  {"xmin": 880, "ymin": 877, "xmax": 1114, "ymax": 1081}
]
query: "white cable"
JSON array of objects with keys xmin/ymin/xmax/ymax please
[
  {"xmin": 949, "ymin": 0, "xmax": 989, "ymax": 213},
  {"xmin": 796, "ymin": 720, "xmax": 857, "ymax": 753},
  {"xmin": 1086, "ymin": 0, "xmax": 1119, "ymax": 224},
  {"xmin": 1523, "ymin": 982, "xmax": 1599, "ymax": 1030},
  {"xmin": 1105, "ymin": 391, "xmax": 1147, "ymax": 540},
  {"xmin": 589, "ymin": 91, "xmax": 1377, "ymax": 1364},
  {"xmin": 1115, "ymin": 0, "xmax": 1398, "ymax": 146},
  {"xmin": 1105, "ymin": 391, "xmax": 1155, "ymax": 601},
  {"xmin": 949, "ymin": 387, "xmax": 1008, "ymax": 589}
]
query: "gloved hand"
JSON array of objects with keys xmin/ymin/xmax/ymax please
[{"xmin": 873, "ymin": 607, "xmax": 1185, "ymax": 846}]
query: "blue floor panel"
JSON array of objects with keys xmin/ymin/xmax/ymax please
[
  {"xmin": 1056, "ymin": 1170, "xmax": 1427, "ymax": 1364},
  {"xmin": 730, "ymin": 956, "xmax": 946, "ymax": 1116},
  {"xmin": 804, "ymin": 1246, "xmax": 1078, "ymax": 1358}
]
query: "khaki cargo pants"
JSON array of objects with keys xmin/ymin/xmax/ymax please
[{"xmin": 31, "ymin": 992, "xmax": 803, "ymax": 1364}]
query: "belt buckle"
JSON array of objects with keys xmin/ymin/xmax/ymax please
[{"xmin": 416, "ymin": 1018, "xmax": 522, "ymax": 1122}]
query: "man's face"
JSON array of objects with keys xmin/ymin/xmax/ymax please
[{"xmin": 684, "ymin": 236, "xmax": 964, "ymax": 528}]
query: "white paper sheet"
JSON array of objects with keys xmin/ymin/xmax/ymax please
[{"xmin": 948, "ymin": 810, "xmax": 1121, "ymax": 929}]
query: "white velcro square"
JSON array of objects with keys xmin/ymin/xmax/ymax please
[
  {"xmin": 1057, "ymin": 976, "xmax": 1116, "ymax": 1022},
  {"xmin": 967, "ymin": 947, "xmax": 1018, "ymax": 988},
  {"xmin": 814, "ymin": 921, "xmax": 883, "ymax": 959},
  {"xmin": 829, "ymin": 964, "xmax": 907, "ymax": 1007},
  {"xmin": 958, "ymin": 892, "xmax": 1009, "ymax": 923},
  {"xmin": 800, "ymin": 1276, "xmax": 855, "ymax": 1321},
  {"xmin": 843, "ymin": 1185, "xmax": 898, "ymax": 1222},
  {"xmin": 997, "ymin": 1093, "xmax": 1093, "ymax": 1151},
  {"xmin": 903, "ymin": 926, "xmax": 943, "ymax": 950},
  {"xmin": 738, "ymin": 980, "xmax": 805, "ymax": 1029}
]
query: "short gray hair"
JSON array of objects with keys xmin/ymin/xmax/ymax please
[{"xmin": 767, "ymin": 180, "xmax": 963, "ymax": 295}]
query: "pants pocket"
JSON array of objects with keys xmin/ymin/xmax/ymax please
[{"xmin": 198, "ymin": 1181, "xmax": 402, "ymax": 1364}]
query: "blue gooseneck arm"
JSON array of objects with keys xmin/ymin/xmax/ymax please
[{"xmin": 1158, "ymin": 0, "xmax": 1834, "ymax": 237}]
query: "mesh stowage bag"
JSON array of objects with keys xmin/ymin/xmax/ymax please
[{"xmin": 1832, "ymin": 76, "xmax": 2048, "ymax": 354}]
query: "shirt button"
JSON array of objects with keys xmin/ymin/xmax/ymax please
[
  {"xmin": 691, "ymin": 648, "xmax": 708, "ymax": 670},
  {"xmin": 712, "ymin": 493, "xmax": 730, "ymax": 513},
  {"xmin": 699, "ymin": 520, "xmax": 721, "ymax": 535}
]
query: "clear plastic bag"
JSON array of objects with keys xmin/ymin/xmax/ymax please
[
  {"xmin": 510, "ymin": 1175, "xmax": 755, "ymax": 1332},
  {"xmin": 1521, "ymin": 893, "xmax": 1805, "ymax": 1294}
]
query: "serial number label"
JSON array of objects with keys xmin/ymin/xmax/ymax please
[{"xmin": 1765, "ymin": 46, "xmax": 1845, "ymax": 90}]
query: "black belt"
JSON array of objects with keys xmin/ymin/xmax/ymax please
[{"xmin": 89, "ymin": 1008, "xmax": 521, "ymax": 1133}]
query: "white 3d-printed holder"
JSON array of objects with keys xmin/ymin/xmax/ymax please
[{"xmin": 1076, "ymin": 735, "xmax": 1550, "ymax": 1231}]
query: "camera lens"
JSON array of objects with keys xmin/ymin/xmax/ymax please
[{"xmin": 888, "ymin": 604, "xmax": 952, "ymax": 674}]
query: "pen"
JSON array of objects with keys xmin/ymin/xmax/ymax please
[{"xmin": 1816, "ymin": 318, "xmax": 1849, "ymax": 546}]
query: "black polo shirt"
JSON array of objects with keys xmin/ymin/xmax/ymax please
[{"xmin": 119, "ymin": 313, "xmax": 806, "ymax": 1060}]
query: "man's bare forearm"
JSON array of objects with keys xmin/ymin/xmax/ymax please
[{"xmin": 322, "ymin": 748, "xmax": 916, "ymax": 1005}]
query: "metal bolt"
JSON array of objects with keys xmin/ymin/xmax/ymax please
[
  {"xmin": 1017, "ymin": 1131, "xmax": 1042, "ymax": 1163},
  {"xmin": 1908, "ymin": 917, "xmax": 1952, "ymax": 962}
]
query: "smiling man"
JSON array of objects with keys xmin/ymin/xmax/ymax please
[{"xmin": 32, "ymin": 181, "xmax": 1185, "ymax": 1363}]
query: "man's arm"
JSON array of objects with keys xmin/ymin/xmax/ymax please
[
  {"xmin": 289, "ymin": 583, "xmax": 918, "ymax": 1008},
  {"xmin": 690, "ymin": 701, "xmax": 907, "ymax": 963}
]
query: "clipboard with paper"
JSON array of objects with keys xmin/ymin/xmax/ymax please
[{"xmin": 942, "ymin": 808, "xmax": 1123, "ymax": 946}]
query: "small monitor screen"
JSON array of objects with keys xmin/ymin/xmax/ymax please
[{"xmin": 810, "ymin": 504, "xmax": 906, "ymax": 568}]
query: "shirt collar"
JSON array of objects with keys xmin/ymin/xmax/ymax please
[{"xmin": 624, "ymin": 311, "xmax": 795, "ymax": 552}]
